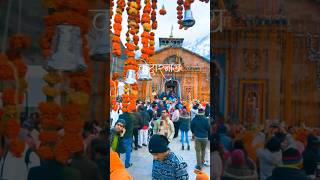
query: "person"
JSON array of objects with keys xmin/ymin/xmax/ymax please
[
  {"xmin": 148, "ymin": 135, "xmax": 189, "ymax": 179},
  {"xmin": 211, "ymin": 134, "xmax": 223, "ymax": 180},
  {"xmin": 0, "ymin": 135, "xmax": 40, "ymax": 180},
  {"xmin": 70, "ymin": 147, "xmax": 102, "ymax": 180},
  {"xmin": 179, "ymin": 107, "xmax": 191, "ymax": 150},
  {"xmin": 217, "ymin": 124, "xmax": 232, "ymax": 152},
  {"xmin": 302, "ymin": 134, "xmax": 320, "ymax": 176},
  {"xmin": 110, "ymin": 149, "xmax": 133, "ymax": 180},
  {"xmin": 256, "ymin": 137, "xmax": 282, "ymax": 180},
  {"xmin": 92, "ymin": 138, "xmax": 107, "ymax": 180},
  {"xmin": 191, "ymin": 104, "xmax": 199, "ymax": 120},
  {"xmin": 153, "ymin": 109, "xmax": 175, "ymax": 143},
  {"xmin": 172, "ymin": 105, "xmax": 180, "ymax": 138},
  {"xmin": 119, "ymin": 111, "xmax": 134, "ymax": 168},
  {"xmin": 267, "ymin": 148, "xmax": 310, "ymax": 180},
  {"xmin": 111, "ymin": 106, "xmax": 120, "ymax": 127},
  {"xmin": 222, "ymin": 149, "xmax": 258, "ymax": 180},
  {"xmin": 137, "ymin": 105, "xmax": 150, "ymax": 147},
  {"xmin": 110, "ymin": 119, "xmax": 126, "ymax": 155},
  {"xmin": 191, "ymin": 108, "xmax": 210, "ymax": 170},
  {"xmin": 204, "ymin": 103, "xmax": 210, "ymax": 117},
  {"xmin": 131, "ymin": 107, "xmax": 142, "ymax": 150}
]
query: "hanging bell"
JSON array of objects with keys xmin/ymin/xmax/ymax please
[
  {"xmin": 90, "ymin": 13, "xmax": 109, "ymax": 61},
  {"xmin": 182, "ymin": 9, "xmax": 195, "ymax": 28},
  {"xmin": 125, "ymin": 69, "xmax": 137, "ymax": 84},
  {"xmin": 46, "ymin": 24, "xmax": 87, "ymax": 71},
  {"xmin": 138, "ymin": 64, "xmax": 152, "ymax": 81}
]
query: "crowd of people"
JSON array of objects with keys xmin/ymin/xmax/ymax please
[
  {"xmin": 210, "ymin": 119, "xmax": 320, "ymax": 180},
  {"xmin": 0, "ymin": 112, "xmax": 107, "ymax": 180},
  {"xmin": 110, "ymin": 97, "xmax": 211, "ymax": 179}
]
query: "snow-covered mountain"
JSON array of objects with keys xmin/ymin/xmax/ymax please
[{"xmin": 183, "ymin": 34, "xmax": 210, "ymax": 60}]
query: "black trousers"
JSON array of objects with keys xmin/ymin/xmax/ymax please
[
  {"xmin": 133, "ymin": 128, "xmax": 139, "ymax": 147},
  {"xmin": 173, "ymin": 121, "xmax": 180, "ymax": 138}
]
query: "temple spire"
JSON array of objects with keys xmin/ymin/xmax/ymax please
[{"xmin": 169, "ymin": 25, "xmax": 173, "ymax": 38}]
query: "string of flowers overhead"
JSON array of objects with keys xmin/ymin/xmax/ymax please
[
  {"xmin": 177, "ymin": 0, "xmax": 184, "ymax": 29},
  {"xmin": 39, "ymin": 0, "xmax": 92, "ymax": 163},
  {"xmin": 0, "ymin": 33, "xmax": 30, "ymax": 157}
]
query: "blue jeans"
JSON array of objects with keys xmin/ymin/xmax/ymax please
[
  {"xmin": 123, "ymin": 137, "xmax": 132, "ymax": 168},
  {"xmin": 180, "ymin": 130, "xmax": 189, "ymax": 146}
]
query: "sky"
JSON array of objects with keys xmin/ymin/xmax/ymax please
[{"xmin": 111, "ymin": 0, "xmax": 210, "ymax": 52}]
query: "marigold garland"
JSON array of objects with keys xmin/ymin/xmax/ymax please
[
  {"xmin": 9, "ymin": 139, "xmax": 25, "ymax": 157},
  {"xmin": 43, "ymin": 72, "xmax": 62, "ymax": 85},
  {"xmin": 112, "ymin": 0, "xmax": 125, "ymax": 57},
  {"xmin": 0, "ymin": 54, "xmax": 14, "ymax": 80},
  {"xmin": 1, "ymin": 88, "xmax": 23, "ymax": 105},
  {"xmin": 177, "ymin": 0, "xmax": 184, "ymax": 29},
  {"xmin": 42, "ymin": 85, "xmax": 60, "ymax": 97}
]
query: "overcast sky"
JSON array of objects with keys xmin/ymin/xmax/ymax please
[{"xmin": 111, "ymin": 0, "xmax": 210, "ymax": 50}]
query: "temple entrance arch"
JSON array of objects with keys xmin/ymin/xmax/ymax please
[{"xmin": 163, "ymin": 78, "xmax": 181, "ymax": 99}]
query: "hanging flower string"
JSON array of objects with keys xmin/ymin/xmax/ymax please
[
  {"xmin": 112, "ymin": 0, "xmax": 125, "ymax": 57},
  {"xmin": 177, "ymin": 0, "xmax": 184, "ymax": 29},
  {"xmin": 0, "ymin": 33, "xmax": 31, "ymax": 157},
  {"xmin": 38, "ymin": 0, "xmax": 92, "ymax": 164}
]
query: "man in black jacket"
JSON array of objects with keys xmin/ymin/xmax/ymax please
[
  {"xmin": 191, "ymin": 108, "xmax": 210, "ymax": 171},
  {"xmin": 138, "ymin": 105, "xmax": 151, "ymax": 147}
]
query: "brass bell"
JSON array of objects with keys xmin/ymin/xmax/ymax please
[
  {"xmin": 46, "ymin": 24, "xmax": 87, "ymax": 71},
  {"xmin": 138, "ymin": 64, "xmax": 152, "ymax": 81},
  {"xmin": 90, "ymin": 13, "xmax": 109, "ymax": 61},
  {"xmin": 125, "ymin": 69, "xmax": 137, "ymax": 84},
  {"xmin": 182, "ymin": 9, "xmax": 195, "ymax": 28}
]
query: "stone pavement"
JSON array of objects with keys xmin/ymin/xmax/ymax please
[{"xmin": 123, "ymin": 133, "xmax": 210, "ymax": 179}]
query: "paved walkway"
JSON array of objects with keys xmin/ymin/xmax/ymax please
[{"xmin": 123, "ymin": 133, "xmax": 210, "ymax": 179}]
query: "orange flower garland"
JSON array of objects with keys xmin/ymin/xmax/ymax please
[
  {"xmin": 0, "ymin": 33, "xmax": 30, "ymax": 157},
  {"xmin": 177, "ymin": 0, "xmax": 184, "ymax": 29},
  {"xmin": 40, "ymin": 0, "xmax": 92, "ymax": 163},
  {"xmin": 0, "ymin": 54, "xmax": 14, "ymax": 80},
  {"xmin": 112, "ymin": 0, "xmax": 125, "ymax": 57}
]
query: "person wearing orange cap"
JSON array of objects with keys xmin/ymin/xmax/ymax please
[{"xmin": 110, "ymin": 149, "xmax": 133, "ymax": 180}]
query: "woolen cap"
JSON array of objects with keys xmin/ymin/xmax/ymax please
[{"xmin": 148, "ymin": 135, "xmax": 169, "ymax": 153}]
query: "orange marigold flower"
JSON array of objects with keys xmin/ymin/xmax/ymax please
[
  {"xmin": 64, "ymin": 121, "xmax": 84, "ymax": 133},
  {"xmin": 38, "ymin": 146, "xmax": 54, "ymax": 160},
  {"xmin": 54, "ymin": 142, "xmax": 70, "ymax": 164},
  {"xmin": 5, "ymin": 119, "xmax": 20, "ymax": 139},
  {"xmin": 39, "ymin": 101, "xmax": 61, "ymax": 115},
  {"xmin": 39, "ymin": 131, "xmax": 59, "ymax": 143},
  {"xmin": 10, "ymin": 138, "xmax": 25, "ymax": 157}
]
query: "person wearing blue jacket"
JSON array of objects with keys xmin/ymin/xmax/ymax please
[{"xmin": 191, "ymin": 108, "xmax": 210, "ymax": 171}]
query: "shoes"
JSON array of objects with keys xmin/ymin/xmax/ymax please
[
  {"xmin": 203, "ymin": 162, "xmax": 210, "ymax": 167},
  {"xmin": 142, "ymin": 144, "xmax": 147, "ymax": 146},
  {"xmin": 182, "ymin": 145, "xmax": 184, "ymax": 150},
  {"xmin": 194, "ymin": 165, "xmax": 202, "ymax": 171},
  {"xmin": 125, "ymin": 163, "xmax": 133, "ymax": 168},
  {"xmin": 137, "ymin": 145, "xmax": 142, "ymax": 148},
  {"xmin": 187, "ymin": 145, "xmax": 190, "ymax": 150},
  {"xmin": 134, "ymin": 147, "xmax": 138, "ymax": 150}
]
